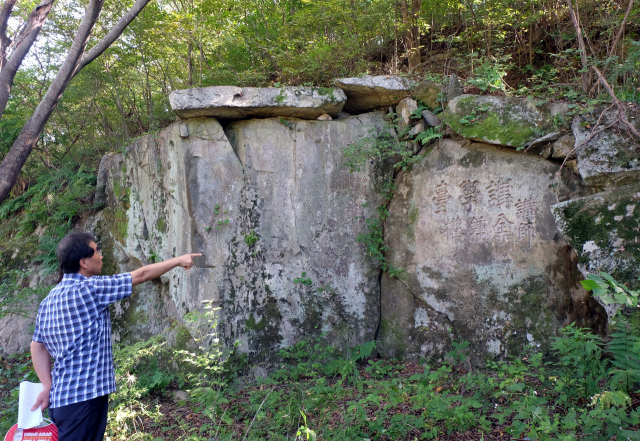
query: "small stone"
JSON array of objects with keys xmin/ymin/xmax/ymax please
[
  {"xmin": 172, "ymin": 390, "xmax": 189, "ymax": 402},
  {"xmin": 179, "ymin": 124, "xmax": 189, "ymax": 138},
  {"xmin": 565, "ymin": 159, "xmax": 579, "ymax": 174},
  {"xmin": 396, "ymin": 97, "xmax": 418, "ymax": 132},
  {"xmin": 409, "ymin": 122, "xmax": 425, "ymax": 137},
  {"xmin": 551, "ymin": 134, "xmax": 576, "ymax": 159},
  {"xmin": 421, "ymin": 110, "xmax": 442, "ymax": 127},
  {"xmin": 447, "ymin": 74, "xmax": 463, "ymax": 101},
  {"xmin": 317, "ymin": 113, "xmax": 332, "ymax": 121},
  {"xmin": 542, "ymin": 147, "xmax": 552, "ymax": 159}
]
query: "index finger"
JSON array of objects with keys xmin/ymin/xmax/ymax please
[{"xmin": 189, "ymin": 253, "xmax": 203, "ymax": 257}]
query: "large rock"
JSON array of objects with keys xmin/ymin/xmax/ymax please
[
  {"xmin": 89, "ymin": 118, "xmax": 244, "ymax": 347},
  {"xmin": 378, "ymin": 138, "xmax": 606, "ymax": 361},
  {"xmin": 551, "ymin": 183, "xmax": 640, "ymax": 312},
  {"xmin": 169, "ymin": 86, "xmax": 346, "ymax": 120},
  {"xmin": 410, "ymin": 80, "xmax": 442, "ymax": 110},
  {"xmin": 441, "ymin": 95, "xmax": 568, "ymax": 148},
  {"xmin": 90, "ymin": 113, "xmax": 393, "ymax": 364},
  {"xmin": 573, "ymin": 108, "xmax": 640, "ymax": 188},
  {"xmin": 335, "ymin": 76, "xmax": 413, "ymax": 113}
]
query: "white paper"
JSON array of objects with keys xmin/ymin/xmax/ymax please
[{"xmin": 17, "ymin": 381, "xmax": 44, "ymax": 429}]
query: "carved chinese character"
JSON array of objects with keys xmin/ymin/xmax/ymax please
[
  {"xmin": 441, "ymin": 216, "xmax": 464, "ymax": 240},
  {"xmin": 468, "ymin": 215, "xmax": 489, "ymax": 238},
  {"xmin": 432, "ymin": 181, "xmax": 452, "ymax": 213},
  {"xmin": 516, "ymin": 198, "xmax": 536, "ymax": 242},
  {"xmin": 494, "ymin": 213, "xmax": 514, "ymax": 237},
  {"xmin": 459, "ymin": 180, "xmax": 480, "ymax": 210},
  {"xmin": 486, "ymin": 179, "xmax": 513, "ymax": 209}
]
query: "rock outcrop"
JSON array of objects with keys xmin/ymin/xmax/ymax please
[
  {"xmin": 441, "ymin": 95, "xmax": 568, "ymax": 148},
  {"xmin": 169, "ymin": 86, "xmax": 346, "ymax": 120},
  {"xmin": 89, "ymin": 113, "xmax": 394, "ymax": 363},
  {"xmin": 335, "ymin": 76, "xmax": 413, "ymax": 113},
  {"xmin": 410, "ymin": 80, "xmax": 442, "ymax": 110},
  {"xmin": 378, "ymin": 138, "xmax": 606, "ymax": 360},
  {"xmin": 573, "ymin": 108, "xmax": 640, "ymax": 188},
  {"xmin": 551, "ymin": 183, "xmax": 640, "ymax": 295}
]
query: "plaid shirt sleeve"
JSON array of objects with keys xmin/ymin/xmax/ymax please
[
  {"xmin": 89, "ymin": 273, "xmax": 133, "ymax": 306},
  {"xmin": 32, "ymin": 310, "xmax": 44, "ymax": 343}
]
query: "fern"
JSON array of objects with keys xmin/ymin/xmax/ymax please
[{"xmin": 607, "ymin": 318, "xmax": 640, "ymax": 392}]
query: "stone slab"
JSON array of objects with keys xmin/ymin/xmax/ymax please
[
  {"xmin": 169, "ymin": 86, "xmax": 346, "ymax": 120},
  {"xmin": 379, "ymin": 138, "xmax": 606, "ymax": 361},
  {"xmin": 335, "ymin": 76, "xmax": 414, "ymax": 113}
]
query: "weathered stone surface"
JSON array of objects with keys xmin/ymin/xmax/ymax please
[
  {"xmin": 441, "ymin": 95, "xmax": 567, "ymax": 148},
  {"xmin": 378, "ymin": 138, "xmax": 605, "ymax": 361},
  {"xmin": 551, "ymin": 183, "xmax": 640, "ymax": 313},
  {"xmin": 0, "ymin": 313, "xmax": 35, "ymax": 355},
  {"xmin": 335, "ymin": 76, "xmax": 413, "ymax": 113},
  {"xmin": 396, "ymin": 97, "xmax": 418, "ymax": 132},
  {"xmin": 90, "ymin": 113, "xmax": 393, "ymax": 365},
  {"xmin": 411, "ymin": 80, "xmax": 442, "ymax": 110},
  {"xmin": 224, "ymin": 113, "xmax": 393, "ymax": 358},
  {"xmin": 89, "ymin": 118, "xmax": 244, "ymax": 347},
  {"xmin": 551, "ymin": 134, "xmax": 576, "ymax": 159},
  {"xmin": 0, "ymin": 269, "xmax": 58, "ymax": 355},
  {"xmin": 447, "ymin": 74, "xmax": 463, "ymax": 101},
  {"xmin": 422, "ymin": 110, "xmax": 442, "ymax": 127},
  {"xmin": 169, "ymin": 86, "xmax": 346, "ymax": 120},
  {"xmin": 572, "ymin": 108, "xmax": 640, "ymax": 188}
]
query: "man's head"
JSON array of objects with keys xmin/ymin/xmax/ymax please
[{"xmin": 56, "ymin": 232, "xmax": 103, "ymax": 279}]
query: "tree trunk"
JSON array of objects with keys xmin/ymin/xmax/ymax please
[
  {"xmin": 0, "ymin": 0, "xmax": 152, "ymax": 204},
  {"xmin": 399, "ymin": 0, "xmax": 421, "ymax": 70},
  {"xmin": 0, "ymin": 0, "xmax": 55, "ymax": 120},
  {"xmin": 565, "ymin": 0, "xmax": 590, "ymax": 93}
]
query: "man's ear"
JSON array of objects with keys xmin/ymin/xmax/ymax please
[{"xmin": 79, "ymin": 258, "xmax": 89, "ymax": 269}]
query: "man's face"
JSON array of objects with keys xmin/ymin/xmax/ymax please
[{"xmin": 81, "ymin": 241, "xmax": 103, "ymax": 277}]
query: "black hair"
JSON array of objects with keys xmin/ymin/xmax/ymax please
[{"xmin": 56, "ymin": 232, "xmax": 96, "ymax": 282}]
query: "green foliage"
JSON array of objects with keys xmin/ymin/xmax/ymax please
[
  {"xmin": 467, "ymin": 53, "xmax": 511, "ymax": 92},
  {"xmin": 293, "ymin": 272, "xmax": 312, "ymax": 286},
  {"xmin": 580, "ymin": 272, "xmax": 640, "ymax": 309},
  {"xmin": 244, "ymin": 231, "xmax": 259, "ymax": 247}
]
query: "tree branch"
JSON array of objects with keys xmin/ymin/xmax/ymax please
[
  {"xmin": 72, "ymin": 0, "xmax": 152, "ymax": 78},
  {"xmin": 0, "ymin": 0, "xmax": 103, "ymax": 204},
  {"xmin": 0, "ymin": 0, "xmax": 55, "ymax": 120},
  {"xmin": 592, "ymin": 65, "xmax": 640, "ymax": 139},
  {"xmin": 0, "ymin": 0, "xmax": 17, "ymax": 70}
]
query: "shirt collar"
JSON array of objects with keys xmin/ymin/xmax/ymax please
[{"xmin": 62, "ymin": 273, "xmax": 88, "ymax": 282}]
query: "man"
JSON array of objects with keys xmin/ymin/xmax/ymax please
[{"xmin": 30, "ymin": 232, "xmax": 201, "ymax": 440}]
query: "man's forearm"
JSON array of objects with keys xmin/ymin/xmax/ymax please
[
  {"xmin": 30, "ymin": 341, "xmax": 52, "ymax": 389},
  {"xmin": 130, "ymin": 253, "xmax": 201, "ymax": 286}
]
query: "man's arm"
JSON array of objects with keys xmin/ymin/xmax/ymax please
[
  {"xmin": 130, "ymin": 253, "xmax": 202, "ymax": 286},
  {"xmin": 30, "ymin": 341, "xmax": 51, "ymax": 411}
]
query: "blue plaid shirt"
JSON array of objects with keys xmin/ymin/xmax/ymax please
[{"xmin": 32, "ymin": 272, "xmax": 133, "ymax": 408}]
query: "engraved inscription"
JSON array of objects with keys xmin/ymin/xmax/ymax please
[
  {"xmin": 486, "ymin": 179, "xmax": 512, "ymax": 209},
  {"xmin": 459, "ymin": 180, "xmax": 480, "ymax": 210},
  {"xmin": 516, "ymin": 198, "xmax": 536, "ymax": 241},
  {"xmin": 441, "ymin": 216, "xmax": 464, "ymax": 239},
  {"xmin": 433, "ymin": 181, "xmax": 453, "ymax": 213},
  {"xmin": 468, "ymin": 216, "xmax": 489, "ymax": 238},
  {"xmin": 494, "ymin": 213, "xmax": 514, "ymax": 237}
]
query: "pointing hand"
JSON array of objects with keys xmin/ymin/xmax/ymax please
[{"xmin": 177, "ymin": 253, "xmax": 202, "ymax": 270}]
